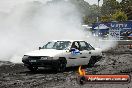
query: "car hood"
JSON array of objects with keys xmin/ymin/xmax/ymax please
[{"xmin": 25, "ymin": 49, "xmax": 66, "ymax": 57}]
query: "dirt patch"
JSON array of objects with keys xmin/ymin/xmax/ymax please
[{"xmin": 0, "ymin": 48, "xmax": 132, "ymax": 88}]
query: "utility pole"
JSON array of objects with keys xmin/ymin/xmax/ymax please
[{"xmin": 97, "ymin": 0, "xmax": 100, "ymax": 36}]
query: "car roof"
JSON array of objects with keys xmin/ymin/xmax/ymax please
[{"xmin": 52, "ymin": 40, "xmax": 84, "ymax": 42}]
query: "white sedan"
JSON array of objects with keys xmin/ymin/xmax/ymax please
[{"xmin": 22, "ymin": 40, "xmax": 102, "ymax": 72}]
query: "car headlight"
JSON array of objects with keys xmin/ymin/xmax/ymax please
[
  {"xmin": 22, "ymin": 55, "xmax": 29, "ymax": 60},
  {"xmin": 40, "ymin": 57, "xmax": 53, "ymax": 60}
]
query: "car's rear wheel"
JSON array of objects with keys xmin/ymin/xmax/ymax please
[
  {"xmin": 88, "ymin": 56, "xmax": 102, "ymax": 67},
  {"xmin": 27, "ymin": 66, "xmax": 38, "ymax": 72}
]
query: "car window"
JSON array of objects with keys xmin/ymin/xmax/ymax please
[
  {"xmin": 42, "ymin": 41, "xmax": 71, "ymax": 50},
  {"xmin": 79, "ymin": 41, "xmax": 95, "ymax": 51},
  {"xmin": 44, "ymin": 42, "xmax": 55, "ymax": 49},
  {"xmin": 79, "ymin": 41, "xmax": 89, "ymax": 51},
  {"xmin": 87, "ymin": 43, "xmax": 95, "ymax": 50},
  {"xmin": 71, "ymin": 42, "xmax": 80, "ymax": 50}
]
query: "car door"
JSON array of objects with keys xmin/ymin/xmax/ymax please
[
  {"xmin": 78, "ymin": 41, "xmax": 92, "ymax": 65},
  {"xmin": 66, "ymin": 41, "xmax": 81, "ymax": 66},
  {"xmin": 87, "ymin": 43, "xmax": 96, "ymax": 57}
]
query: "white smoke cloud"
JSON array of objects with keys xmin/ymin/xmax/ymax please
[
  {"xmin": 0, "ymin": 0, "xmax": 117, "ymax": 63},
  {"xmin": 0, "ymin": 0, "xmax": 52, "ymax": 12},
  {"xmin": 0, "ymin": 0, "xmax": 85, "ymax": 63}
]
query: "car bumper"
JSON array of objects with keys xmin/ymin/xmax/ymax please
[{"xmin": 22, "ymin": 59, "xmax": 59, "ymax": 67}]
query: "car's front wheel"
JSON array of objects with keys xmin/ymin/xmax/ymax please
[
  {"xmin": 56, "ymin": 58, "xmax": 67, "ymax": 72},
  {"xmin": 27, "ymin": 66, "xmax": 38, "ymax": 72}
]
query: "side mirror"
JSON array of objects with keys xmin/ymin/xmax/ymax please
[{"xmin": 39, "ymin": 47, "xmax": 41, "ymax": 50}]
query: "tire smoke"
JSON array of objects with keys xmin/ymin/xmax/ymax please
[
  {"xmin": 0, "ymin": 0, "xmax": 116, "ymax": 63},
  {"xmin": 0, "ymin": 0, "xmax": 85, "ymax": 63}
]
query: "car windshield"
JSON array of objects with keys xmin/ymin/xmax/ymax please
[{"xmin": 42, "ymin": 41, "xmax": 71, "ymax": 50}]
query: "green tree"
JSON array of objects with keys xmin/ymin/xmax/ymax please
[
  {"xmin": 112, "ymin": 10, "xmax": 128, "ymax": 21},
  {"xmin": 101, "ymin": 0, "xmax": 121, "ymax": 16},
  {"xmin": 100, "ymin": 15, "xmax": 111, "ymax": 22},
  {"xmin": 120, "ymin": 0, "xmax": 132, "ymax": 20},
  {"xmin": 70, "ymin": 0, "xmax": 99, "ymax": 24},
  {"xmin": 89, "ymin": 4, "xmax": 101, "ymax": 23},
  {"xmin": 83, "ymin": 16, "xmax": 89, "ymax": 24}
]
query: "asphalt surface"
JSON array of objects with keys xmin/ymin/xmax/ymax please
[{"xmin": 0, "ymin": 48, "xmax": 132, "ymax": 88}]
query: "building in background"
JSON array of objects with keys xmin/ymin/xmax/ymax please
[{"xmin": 92, "ymin": 20, "xmax": 132, "ymax": 40}]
